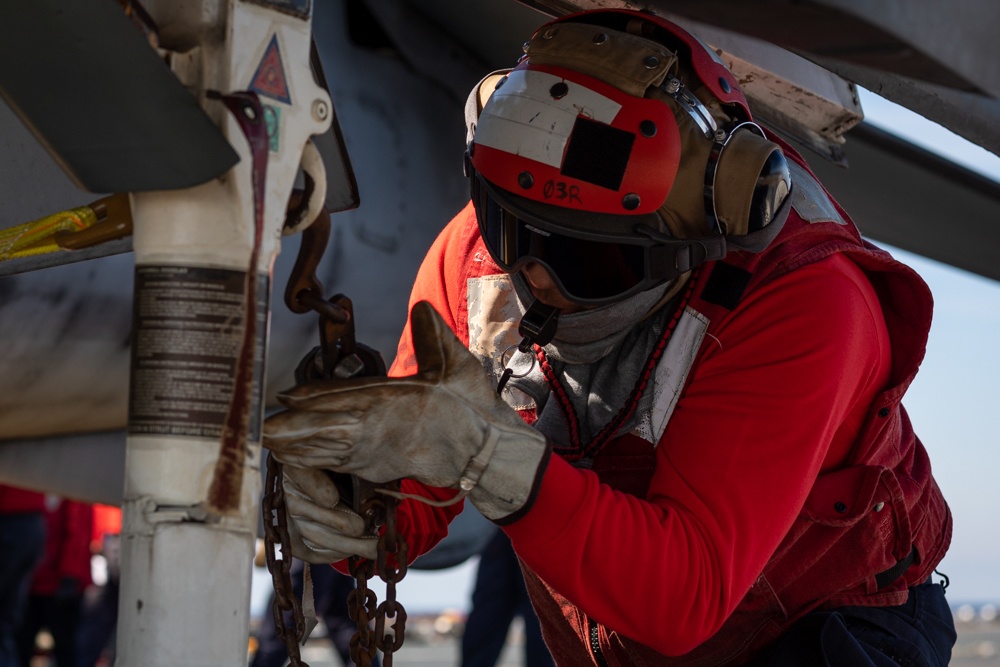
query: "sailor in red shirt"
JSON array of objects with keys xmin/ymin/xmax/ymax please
[
  {"xmin": 264, "ymin": 10, "xmax": 954, "ymax": 665},
  {"xmin": 16, "ymin": 496, "xmax": 93, "ymax": 667},
  {"xmin": 0, "ymin": 485, "xmax": 46, "ymax": 667}
]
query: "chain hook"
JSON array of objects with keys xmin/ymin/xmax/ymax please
[{"xmin": 263, "ymin": 206, "xmax": 405, "ymax": 666}]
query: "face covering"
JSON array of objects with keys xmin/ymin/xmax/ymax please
[{"xmin": 506, "ymin": 273, "xmax": 684, "ymax": 456}]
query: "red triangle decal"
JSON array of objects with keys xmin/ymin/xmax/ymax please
[{"xmin": 249, "ymin": 35, "xmax": 291, "ymax": 104}]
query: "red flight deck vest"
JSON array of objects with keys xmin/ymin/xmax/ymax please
[
  {"xmin": 451, "ymin": 140, "xmax": 951, "ymax": 664},
  {"xmin": 512, "ymin": 154, "xmax": 951, "ymax": 665}
]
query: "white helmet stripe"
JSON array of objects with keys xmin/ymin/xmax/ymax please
[{"xmin": 475, "ymin": 69, "xmax": 622, "ymax": 169}]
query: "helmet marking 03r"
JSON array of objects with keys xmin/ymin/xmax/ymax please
[{"xmin": 466, "ymin": 9, "xmax": 792, "ymax": 306}]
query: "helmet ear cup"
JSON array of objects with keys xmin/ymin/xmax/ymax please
[{"xmin": 710, "ymin": 124, "xmax": 791, "ymax": 237}]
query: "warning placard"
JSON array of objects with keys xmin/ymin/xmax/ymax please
[
  {"xmin": 249, "ymin": 34, "xmax": 291, "ymax": 105},
  {"xmin": 128, "ymin": 265, "xmax": 269, "ymax": 440}
]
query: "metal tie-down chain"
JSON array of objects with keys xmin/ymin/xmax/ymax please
[
  {"xmin": 261, "ymin": 211, "xmax": 407, "ymax": 666},
  {"xmin": 262, "ymin": 455, "xmax": 309, "ymax": 665},
  {"xmin": 345, "ymin": 484, "xmax": 408, "ymax": 667}
]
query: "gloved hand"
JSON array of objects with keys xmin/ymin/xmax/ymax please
[
  {"xmin": 264, "ymin": 301, "xmax": 550, "ymax": 522},
  {"xmin": 279, "ymin": 463, "xmax": 377, "ymax": 563}
]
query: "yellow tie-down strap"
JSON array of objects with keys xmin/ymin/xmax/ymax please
[{"xmin": 0, "ymin": 193, "xmax": 132, "ymax": 262}]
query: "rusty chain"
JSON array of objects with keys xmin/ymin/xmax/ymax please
[
  {"xmin": 261, "ymin": 209, "xmax": 408, "ymax": 666},
  {"xmin": 375, "ymin": 502, "xmax": 408, "ymax": 664},
  {"xmin": 262, "ymin": 454, "xmax": 309, "ymax": 667},
  {"xmin": 343, "ymin": 484, "xmax": 410, "ymax": 666},
  {"xmin": 346, "ymin": 554, "xmax": 377, "ymax": 666}
]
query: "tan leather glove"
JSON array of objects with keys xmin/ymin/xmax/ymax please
[
  {"xmin": 264, "ymin": 301, "xmax": 550, "ymax": 522},
  {"xmin": 279, "ymin": 464, "xmax": 377, "ymax": 563}
]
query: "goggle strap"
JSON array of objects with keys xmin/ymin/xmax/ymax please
[
  {"xmin": 677, "ymin": 235, "xmax": 726, "ymax": 272},
  {"xmin": 647, "ymin": 234, "xmax": 726, "ymax": 276}
]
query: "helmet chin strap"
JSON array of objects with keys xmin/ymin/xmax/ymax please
[{"xmin": 496, "ymin": 299, "xmax": 559, "ymax": 394}]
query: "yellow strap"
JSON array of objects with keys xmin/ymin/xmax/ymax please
[
  {"xmin": 0, "ymin": 206, "xmax": 100, "ymax": 260},
  {"xmin": 0, "ymin": 194, "xmax": 132, "ymax": 262}
]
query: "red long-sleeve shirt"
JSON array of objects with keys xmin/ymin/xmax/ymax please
[
  {"xmin": 30, "ymin": 498, "xmax": 94, "ymax": 596},
  {"xmin": 388, "ymin": 203, "xmax": 891, "ymax": 655}
]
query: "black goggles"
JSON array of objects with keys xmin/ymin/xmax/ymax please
[{"xmin": 471, "ymin": 174, "xmax": 726, "ymax": 306}]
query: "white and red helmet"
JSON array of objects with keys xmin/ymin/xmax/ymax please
[{"xmin": 466, "ymin": 9, "xmax": 792, "ymax": 305}]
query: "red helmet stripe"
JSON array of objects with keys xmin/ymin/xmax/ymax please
[{"xmin": 472, "ymin": 64, "xmax": 681, "ymax": 215}]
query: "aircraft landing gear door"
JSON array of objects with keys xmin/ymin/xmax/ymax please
[{"xmin": 121, "ymin": 2, "xmax": 331, "ymax": 665}]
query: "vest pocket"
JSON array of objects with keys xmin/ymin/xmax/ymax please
[
  {"xmin": 801, "ymin": 464, "xmax": 885, "ymax": 525},
  {"xmin": 767, "ymin": 464, "xmax": 913, "ymax": 609}
]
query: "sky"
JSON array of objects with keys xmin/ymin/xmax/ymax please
[
  {"xmin": 857, "ymin": 88, "xmax": 1000, "ymax": 604},
  {"xmin": 253, "ymin": 87, "xmax": 1000, "ymax": 616}
]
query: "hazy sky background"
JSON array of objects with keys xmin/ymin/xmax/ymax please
[
  {"xmin": 254, "ymin": 87, "xmax": 1000, "ymax": 615},
  {"xmin": 859, "ymin": 88, "xmax": 1000, "ymax": 604}
]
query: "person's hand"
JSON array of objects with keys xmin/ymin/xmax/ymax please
[
  {"xmin": 264, "ymin": 301, "xmax": 550, "ymax": 522},
  {"xmin": 279, "ymin": 464, "xmax": 377, "ymax": 563}
]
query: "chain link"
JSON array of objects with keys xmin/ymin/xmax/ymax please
[
  {"xmin": 347, "ymin": 555, "xmax": 378, "ymax": 666},
  {"xmin": 262, "ymin": 454, "xmax": 309, "ymax": 667},
  {"xmin": 374, "ymin": 504, "xmax": 408, "ymax": 665},
  {"xmin": 262, "ymin": 210, "xmax": 407, "ymax": 666},
  {"xmin": 262, "ymin": 449, "xmax": 409, "ymax": 666}
]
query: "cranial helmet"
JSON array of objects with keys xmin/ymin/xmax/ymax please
[{"xmin": 465, "ymin": 9, "xmax": 792, "ymax": 306}]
